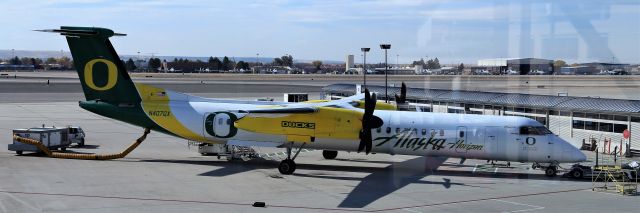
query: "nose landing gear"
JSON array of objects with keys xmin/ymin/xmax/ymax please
[
  {"xmin": 278, "ymin": 159, "xmax": 296, "ymax": 175},
  {"xmin": 532, "ymin": 162, "xmax": 559, "ymax": 177}
]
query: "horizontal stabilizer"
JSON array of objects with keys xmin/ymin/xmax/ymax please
[{"xmin": 35, "ymin": 27, "xmax": 126, "ymax": 37}]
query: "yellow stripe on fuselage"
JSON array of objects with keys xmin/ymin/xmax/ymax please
[{"xmin": 135, "ymin": 83, "xmax": 208, "ymax": 142}]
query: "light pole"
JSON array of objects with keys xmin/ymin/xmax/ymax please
[
  {"xmin": 396, "ymin": 54, "xmax": 399, "ymax": 68},
  {"xmin": 255, "ymin": 53, "xmax": 259, "ymax": 74},
  {"xmin": 137, "ymin": 51, "xmax": 141, "ymax": 72},
  {"xmin": 361, "ymin": 48, "xmax": 370, "ymax": 90},
  {"xmin": 380, "ymin": 44, "xmax": 391, "ymax": 103}
]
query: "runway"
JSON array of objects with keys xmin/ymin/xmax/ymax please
[
  {"xmin": 3, "ymin": 71, "xmax": 640, "ymax": 100},
  {"xmin": 1, "ymin": 72, "xmax": 639, "ymax": 212}
]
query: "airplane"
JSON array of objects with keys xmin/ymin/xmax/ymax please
[
  {"xmin": 505, "ymin": 69, "xmax": 519, "ymax": 75},
  {"xmin": 37, "ymin": 26, "xmax": 586, "ymax": 177},
  {"xmin": 529, "ymin": 70, "xmax": 546, "ymax": 75},
  {"xmin": 474, "ymin": 69, "xmax": 490, "ymax": 75}
]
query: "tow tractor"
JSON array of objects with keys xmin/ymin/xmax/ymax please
[{"xmin": 564, "ymin": 162, "xmax": 639, "ymax": 180}]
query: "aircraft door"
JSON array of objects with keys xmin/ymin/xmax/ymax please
[
  {"xmin": 504, "ymin": 127, "xmax": 519, "ymax": 161},
  {"xmin": 455, "ymin": 126, "xmax": 467, "ymax": 153},
  {"xmin": 546, "ymin": 134, "xmax": 556, "ymax": 162},
  {"xmin": 484, "ymin": 127, "xmax": 500, "ymax": 158}
]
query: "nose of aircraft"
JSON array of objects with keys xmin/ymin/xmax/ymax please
[
  {"xmin": 559, "ymin": 138, "xmax": 587, "ymax": 162},
  {"xmin": 567, "ymin": 143, "xmax": 587, "ymax": 162}
]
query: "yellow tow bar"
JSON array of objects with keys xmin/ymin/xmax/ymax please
[{"xmin": 12, "ymin": 128, "xmax": 150, "ymax": 160}]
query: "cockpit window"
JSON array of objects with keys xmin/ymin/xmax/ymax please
[{"xmin": 519, "ymin": 126, "xmax": 552, "ymax": 135}]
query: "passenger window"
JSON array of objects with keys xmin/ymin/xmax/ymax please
[
  {"xmin": 421, "ymin": 129, "xmax": 427, "ymax": 136},
  {"xmin": 386, "ymin": 127, "xmax": 391, "ymax": 134},
  {"xmin": 459, "ymin": 131, "xmax": 464, "ymax": 138},
  {"xmin": 226, "ymin": 119, "xmax": 232, "ymax": 125}
]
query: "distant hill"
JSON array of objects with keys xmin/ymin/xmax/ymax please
[
  {"xmin": 0, "ymin": 49, "xmax": 71, "ymax": 59},
  {"xmin": 0, "ymin": 49, "xmax": 344, "ymax": 64}
]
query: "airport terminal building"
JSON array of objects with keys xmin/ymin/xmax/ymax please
[{"xmin": 322, "ymin": 84, "xmax": 640, "ymax": 155}]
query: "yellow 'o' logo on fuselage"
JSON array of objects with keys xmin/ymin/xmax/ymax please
[{"xmin": 84, "ymin": 59, "xmax": 118, "ymax": 91}]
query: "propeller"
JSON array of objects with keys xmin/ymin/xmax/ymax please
[
  {"xmin": 358, "ymin": 89, "xmax": 384, "ymax": 154},
  {"xmin": 394, "ymin": 82, "xmax": 408, "ymax": 111}
]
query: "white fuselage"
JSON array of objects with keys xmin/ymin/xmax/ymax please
[{"xmin": 172, "ymin": 97, "xmax": 586, "ymax": 164}]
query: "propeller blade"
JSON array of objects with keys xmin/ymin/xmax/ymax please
[
  {"xmin": 359, "ymin": 89, "xmax": 373, "ymax": 154},
  {"xmin": 364, "ymin": 128, "xmax": 373, "ymax": 154},
  {"xmin": 358, "ymin": 89, "xmax": 371, "ymax": 153},
  {"xmin": 396, "ymin": 82, "xmax": 406, "ymax": 104},
  {"xmin": 357, "ymin": 89, "xmax": 383, "ymax": 154},
  {"xmin": 358, "ymin": 131, "xmax": 366, "ymax": 152},
  {"xmin": 395, "ymin": 82, "xmax": 408, "ymax": 111}
]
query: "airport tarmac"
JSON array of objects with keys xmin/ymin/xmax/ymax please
[{"xmin": 1, "ymin": 73, "xmax": 639, "ymax": 212}]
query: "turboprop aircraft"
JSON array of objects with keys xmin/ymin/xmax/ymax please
[{"xmin": 39, "ymin": 26, "xmax": 586, "ymax": 177}]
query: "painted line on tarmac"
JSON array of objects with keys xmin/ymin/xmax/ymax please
[
  {"xmin": 371, "ymin": 187, "xmax": 589, "ymax": 212},
  {"xmin": 492, "ymin": 199, "xmax": 545, "ymax": 213},
  {"xmin": 0, "ymin": 190, "xmax": 369, "ymax": 212},
  {"xmin": 0, "ymin": 188, "xmax": 588, "ymax": 212}
]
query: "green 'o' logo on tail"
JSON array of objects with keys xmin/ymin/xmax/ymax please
[{"xmin": 84, "ymin": 59, "xmax": 118, "ymax": 91}]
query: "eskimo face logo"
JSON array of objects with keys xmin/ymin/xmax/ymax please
[
  {"xmin": 281, "ymin": 121, "xmax": 315, "ymax": 129},
  {"xmin": 84, "ymin": 59, "xmax": 118, "ymax": 91}
]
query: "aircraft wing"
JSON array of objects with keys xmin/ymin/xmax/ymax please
[
  {"xmin": 243, "ymin": 107, "xmax": 317, "ymax": 114},
  {"xmin": 286, "ymin": 92, "xmax": 365, "ymax": 109}
]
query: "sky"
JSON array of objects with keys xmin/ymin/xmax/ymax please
[{"xmin": 1, "ymin": 0, "xmax": 639, "ymax": 64}]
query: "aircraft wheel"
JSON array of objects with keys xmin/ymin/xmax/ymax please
[
  {"xmin": 278, "ymin": 159, "xmax": 296, "ymax": 175},
  {"xmin": 570, "ymin": 168, "xmax": 584, "ymax": 179},
  {"xmin": 545, "ymin": 166, "xmax": 557, "ymax": 177},
  {"xmin": 322, "ymin": 150, "xmax": 338, "ymax": 159},
  {"xmin": 16, "ymin": 151, "xmax": 23, "ymax": 155}
]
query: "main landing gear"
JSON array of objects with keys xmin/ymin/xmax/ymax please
[
  {"xmin": 532, "ymin": 162, "xmax": 559, "ymax": 177},
  {"xmin": 278, "ymin": 142, "xmax": 306, "ymax": 175}
]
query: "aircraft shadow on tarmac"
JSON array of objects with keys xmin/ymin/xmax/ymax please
[{"xmin": 141, "ymin": 156, "xmax": 578, "ymax": 208}]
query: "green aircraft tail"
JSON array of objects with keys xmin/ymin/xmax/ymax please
[
  {"xmin": 38, "ymin": 26, "xmax": 166, "ymax": 131},
  {"xmin": 41, "ymin": 26, "xmax": 140, "ymax": 104}
]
